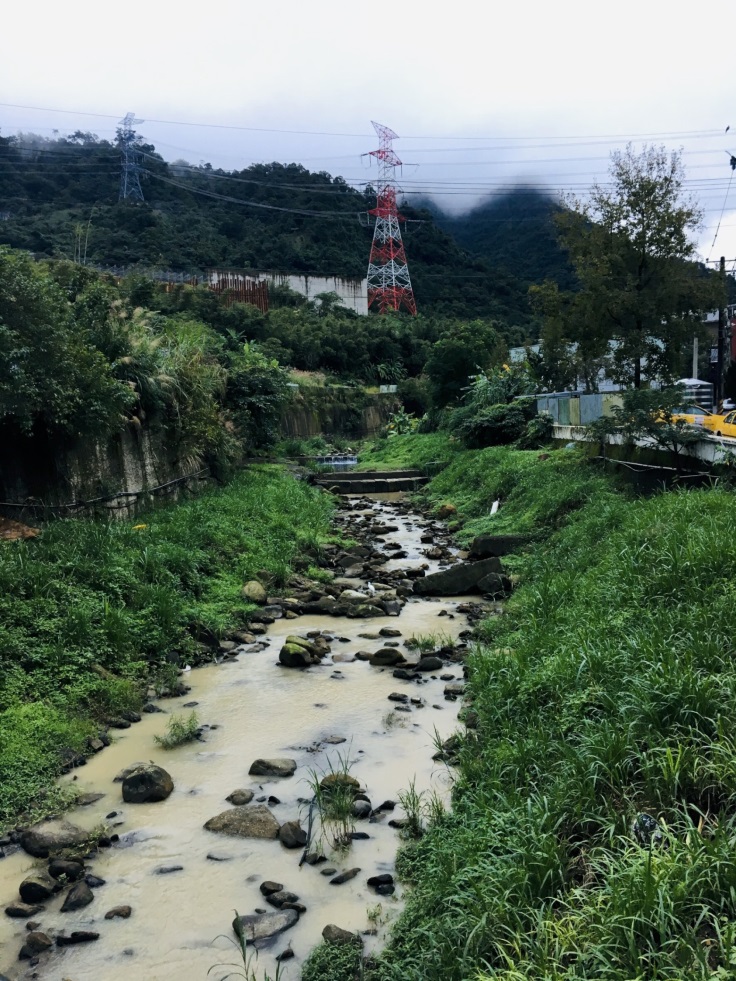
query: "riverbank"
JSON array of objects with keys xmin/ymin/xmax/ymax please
[
  {"xmin": 344, "ymin": 436, "xmax": 736, "ymax": 980},
  {"xmin": 0, "ymin": 490, "xmax": 482, "ymax": 979},
  {"xmin": 0, "ymin": 467, "xmax": 334, "ymax": 832}
]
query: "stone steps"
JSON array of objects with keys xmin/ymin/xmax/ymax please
[{"xmin": 313, "ymin": 470, "xmax": 428, "ymax": 495}]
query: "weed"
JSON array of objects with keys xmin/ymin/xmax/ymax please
[
  {"xmin": 382, "ymin": 709, "xmax": 407, "ymax": 730},
  {"xmin": 407, "ymin": 631, "xmax": 455, "ymax": 654},
  {"xmin": 305, "ymin": 749, "xmax": 358, "ymax": 851},
  {"xmin": 154, "ymin": 711, "xmax": 200, "ymax": 749},
  {"xmin": 397, "ymin": 778, "xmax": 426, "ymax": 839}
]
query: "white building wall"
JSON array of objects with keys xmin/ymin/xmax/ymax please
[
  {"xmin": 263, "ymin": 273, "xmax": 368, "ymax": 316},
  {"xmin": 207, "ymin": 269, "xmax": 368, "ymax": 315}
]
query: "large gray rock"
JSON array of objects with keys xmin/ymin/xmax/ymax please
[
  {"xmin": 279, "ymin": 643, "xmax": 314, "ymax": 668},
  {"xmin": 413, "ymin": 557, "xmax": 503, "ymax": 596},
  {"xmin": 369, "ymin": 648, "xmax": 405, "ymax": 667},
  {"xmin": 476, "ymin": 573, "xmax": 512, "ymax": 598},
  {"xmin": 122, "ymin": 763, "xmax": 174, "ymax": 803},
  {"xmin": 20, "ymin": 819, "xmax": 88, "ymax": 858},
  {"xmin": 322, "ymin": 923, "xmax": 363, "ymax": 946},
  {"xmin": 279, "ymin": 821, "xmax": 307, "ymax": 849},
  {"xmin": 18, "ymin": 931, "xmax": 53, "ymax": 960},
  {"xmin": 416, "ymin": 656, "xmax": 443, "ymax": 672},
  {"xmin": 347, "ymin": 603, "xmax": 385, "ymax": 619},
  {"xmin": 249, "ymin": 758, "xmax": 296, "ymax": 778},
  {"xmin": 204, "ymin": 805, "xmax": 281, "ymax": 839},
  {"xmin": 232, "ymin": 908, "xmax": 298, "ymax": 942},
  {"xmin": 468, "ymin": 534, "xmax": 531, "ymax": 559},
  {"xmin": 242, "ymin": 580, "xmax": 267, "ymax": 604},
  {"xmin": 226, "ymin": 789, "xmax": 254, "ymax": 806},
  {"xmin": 19, "ymin": 872, "xmax": 61, "ymax": 904},
  {"xmin": 61, "ymin": 881, "xmax": 94, "ymax": 912},
  {"xmin": 284, "ymin": 635, "xmax": 319, "ymax": 655},
  {"xmin": 48, "ymin": 857, "xmax": 85, "ymax": 882},
  {"xmin": 5, "ymin": 901, "xmax": 45, "ymax": 918}
]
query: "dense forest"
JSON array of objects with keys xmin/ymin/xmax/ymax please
[{"xmin": 0, "ymin": 129, "xmax": 557, "ymax": 327}]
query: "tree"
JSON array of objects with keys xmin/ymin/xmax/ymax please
[
  {"xmin": 424, "ymin": 320, "xmax": 507, "ymax": 407},
  {"xmin": 587, "ymin": 385, "xmax": 703, "ymax": 468},
  {"xmin": 554, "ymin": 144, "xmax": 721, "ymax": 388}
]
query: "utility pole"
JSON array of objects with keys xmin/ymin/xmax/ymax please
[
  {"xmin": 365, "ymin": 121, "xmax": 417, "ymax": 315},
  {"xmin": 118, "ymin": 112, "xmax": 145, "ymax": 202},
  {"xmin": 716, "ymin": 256, "xmax": 727, "ymax": 406}
]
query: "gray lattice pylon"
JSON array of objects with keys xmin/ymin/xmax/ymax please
[{"xmin": 118, "ymin": 112, "xmax": 145, "ymax": 202}]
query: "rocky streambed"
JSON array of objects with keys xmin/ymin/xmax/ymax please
[{"xmin": 0, "ymin": 494, "xmax": 509, "ymax": 981}]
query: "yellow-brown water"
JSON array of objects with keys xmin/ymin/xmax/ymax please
[{"xmin": 0, "ymin": 501, "xmax": 470, "ymax": 981}]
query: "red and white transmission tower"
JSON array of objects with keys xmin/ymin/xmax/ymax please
[{"xmin": 366, "ymin": 121, "xmax": 417, "ymax": 315}]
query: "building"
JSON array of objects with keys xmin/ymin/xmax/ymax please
[{"xmin": 208, "ymin": 270, "xmax": 368, "ymax": 316}]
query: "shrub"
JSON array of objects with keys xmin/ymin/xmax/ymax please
[
  {"xmin": 454, "ymin": 402, "xmax": 529, "ymax": 447},
  {"xmin": 516, "ymin": 410, "xmax": 554, "ymax": 449},
  {"xmin": 154, "ymin": 711, "xmax": 200, "ymax": 749}
]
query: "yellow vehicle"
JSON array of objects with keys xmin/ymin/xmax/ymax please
[
  {"xmin": 667, "ymin": 405, "xmax": 716, "ymax": 429},
  {"xmin": 710, "ymin": 410, "xmax": 736, "ymax": 439}
]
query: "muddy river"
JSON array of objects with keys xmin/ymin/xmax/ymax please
[{"xmin": 0, "ymin": 496, "xmax": 476, "ymax": 980}]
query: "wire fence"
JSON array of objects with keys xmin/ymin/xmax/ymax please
[{"xmin": 0, "ymin": 468, "xmax": 210, "ymax": 520}]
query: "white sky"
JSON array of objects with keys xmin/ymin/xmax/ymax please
[{"xmin": 2, "ymin": 0, "xmax": 736, "ymax": 269}]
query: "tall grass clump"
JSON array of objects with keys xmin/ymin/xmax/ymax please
[
  {"xmin": 368, "ymin": 442, "xmax": 736, "ymax": 980},
  {"xmin": 154, "ymin": 711, "xmax": 200, "ymax": 749},
  {"xmin": 306, "ymin": 750, "xmax": 358, "ymax": 851}
]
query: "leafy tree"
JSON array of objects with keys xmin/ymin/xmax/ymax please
[
  {"xmin": 553, "ymin": 144, "xmax": 721, "ymax": 387},
  {"xmin": 587, "ymin": 385, "xmax": 704, "ymax": 467},
  {"xmin": 0, "ymin": 248, "xmax": 132, "ymax": 436},
  {"xmin": 225, "ymin": 342, "xmax": 290, "ymax": 450},
  {"xmin": 424, "ymin": 320, "xmax": 508, "ymax": 407}
]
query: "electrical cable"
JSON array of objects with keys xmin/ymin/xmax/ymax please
[{"xmin": 707, "ymin": 170, "xmax": 734, "ymax": 260}]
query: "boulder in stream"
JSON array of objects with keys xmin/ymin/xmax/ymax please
[
  {"xmin": 476, "ymin": 572, "xmax": 512, "ymax": 598},
  {"xmin": 413, "ymin": 557, "xmax": 504, "ymax": 596},
  {"xmin": 249, "ymin": 758, "xmax": 296, "ymax": 778},
  {"xmin": 369, "ymin": 648, "xmax": 405, "ymax": 667},
  {"xmin": 5, "ymin": 901, "xmax": 45, "ymax": 918},
  {"xmin": 204, "ymin": 804, "xmax": 281, "ymax": 839},
  {"xmin": 232, "ymin": 908, "xmax": 299, "ymax": 942},
  {"xmin": 19, "ymin": 872, "xmax": 61, "ymax": 904},
  {"xmin": 20, "ymin": 819, "xmax": 89, "ymax": 858},
  {"xmin": 60, "ymin": 881, "xmax": 94, "ymax": 912},
  {"xmin": 18, "ymin": 931, "xmax": 53, "ymax": 960},
  {"xmin": 226, "ymin": 789, "xmax": 254, "ymax": 806},
  {"xmin": 279, "ymin": 821, "xmax": 307, "ymax": 849},
  {"xmin": 121, "ymin": 763, "xmax": 174, "ymax": 803},
  {"xmin": 279, "ymin": 643, "xmax": 315, "ymax": 668},
  {"xmin": 468, "ymin": 533, "xmax": 532, "ymax": 558},
  {"xmin": 322, "ymin": 923, "xmax": 363, "ymax": 946}
]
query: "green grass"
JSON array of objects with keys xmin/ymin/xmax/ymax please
[
  {"xmin": 154, "ymin": 711, "xmax": 200, "ymax": 749},
  {"xmin": 358, "ymin": 432, "xmax": 456, "ymax": 471},
  {"xmin": 306, "ymin": 750, "xmax": 358, "ymax": 851},
  {"xmin": 359, "ymin": 438, "xmax": 736, "ymax": 980},
  {"xmin": 0, "ymin": 466, "xmax": 333, "ymax": 830},
  {"xmin": 301, "ymin": 939, "xmax": 365, "ymax": 981}
]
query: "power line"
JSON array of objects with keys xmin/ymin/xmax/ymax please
[
  {"xmin": 0, "ymin": 101, "xmax": 723, "ymax": 143},
  {"xmin": 144, "ymin": 170, "xmax": 373, "ymax": 220}
]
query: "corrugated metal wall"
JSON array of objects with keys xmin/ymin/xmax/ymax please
[{"xmin": 536, "ymin": 393, "xmax": 623, "ymax": 424}]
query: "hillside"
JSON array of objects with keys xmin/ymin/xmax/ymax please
[
  {"xmin": 0, "ymin": 131, "xmax": 541, "ymax": 326},
  {"xmin": 429, "ymin": 188, "xmax": 575, "ymax": 289}
]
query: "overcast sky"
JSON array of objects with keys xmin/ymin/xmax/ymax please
[{"xmin": 2, "ymin": 0, "xmax": 736, "ymax": 266}]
